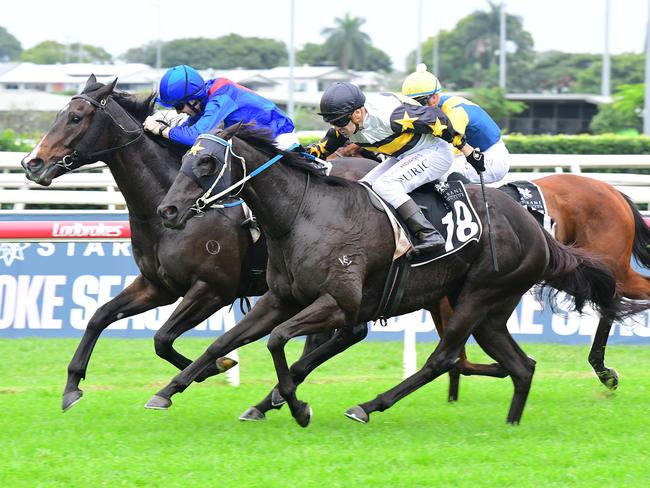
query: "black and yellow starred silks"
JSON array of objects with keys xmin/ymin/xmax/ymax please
[{"xmin": 307, "ymin": 94, "xmax": 466, "ymax": 160}]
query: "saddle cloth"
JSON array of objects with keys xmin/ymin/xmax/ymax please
[
  {"xmin": 498, "ymin": 180, "xmax": 554, "ymax": 235},
  {"xmin": 362, "ymin": 180, "xmax": 483, "ymax": 266}
]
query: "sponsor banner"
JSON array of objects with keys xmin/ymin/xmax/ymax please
[
  {"xmin": 0, "ymin": 212, "xmax": 649, "ymax": 344},
  {"xmin": 0, "ymin": 220, "xmax": 130, "ymax": 241}
]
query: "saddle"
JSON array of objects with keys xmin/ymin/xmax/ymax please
[{"xmin": 363, "ymin": 180, "xmax": 483, "ymax": 321}]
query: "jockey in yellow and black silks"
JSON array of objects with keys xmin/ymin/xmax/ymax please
[{"xmin": 309, "ymin": 81, "xmax": 486, "ymax": 258}]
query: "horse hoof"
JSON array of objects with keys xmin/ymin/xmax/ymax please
[
  {"xmin": 598, "ymin": 368, "xmax": 619, "ymax": 390},
  {"xmin": 62, "ymin": 389, "xmax": 83, "ymax": 412},
  {"xmin": 144, "ymin": 395, "xmax": 172, "ymax": 410},
  {"xmin": 271, "ymin": 388, "xmax": 286, "ymax": 407},
  {"xmin": 216, "ymin": 357, "xmax": 238, "ymax": 373},
  {"xmin": 294, "ymin": 402, "xmax": 312, "ymax": 428},
  {"xmin": 239, "ymin": 406, "xmax": 266, "ymax": 421},
  {"xmin": 344, "ymin": 405, "xmax": 369, "ymax": 424}
]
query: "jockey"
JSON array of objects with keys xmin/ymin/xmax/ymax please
[
  {"xmin": 308, "ymin": 81, "xmax": 485, "ymax": 257},
  {"xmin": 402, "ymin": 64, "xmax": 509, "ymax": 184},
  {"xmin": 143, "ymin": 65, "xmax": 299, "ymax": 149}
]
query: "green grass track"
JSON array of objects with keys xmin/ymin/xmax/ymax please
[{"xmin": 0, "ymin": 338, "xmax": 648, "ymax": 487}]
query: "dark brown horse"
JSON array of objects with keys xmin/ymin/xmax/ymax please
[
  {"xmin": 332, "ymin": 145, "xmax": 650, "ymax": 397},
  {"xmin": 20, "ymin": 76, "xmax": 377, "ymax": 414},
  {"xmin": 151, "ymin": 126, "xmax": 632, "ymax": 426}
]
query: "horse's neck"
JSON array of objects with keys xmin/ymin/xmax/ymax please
[
  {"xmin": 107, "ymin": 139, "xmax": 179, "ymax": 220},
  {"xmin": 240, "ymin": 157, "xmax": 310, "ymax": 238}
]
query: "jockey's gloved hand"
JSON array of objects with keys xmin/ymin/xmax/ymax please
[
  {"xmin": 143, "ymin": 115, "xmax": 166, "ymax": 136},
  {"xmin": 466, "ymin": 148, "xmax": 486, "ymax": 173}
]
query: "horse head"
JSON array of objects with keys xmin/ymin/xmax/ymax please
[
  {"xmin": 157, "ymin": 124, "xmax": 244, "ymax": 229},
  {"xmin": 21, "ymin": 75, "xmax": 148, "ymax": 186}
]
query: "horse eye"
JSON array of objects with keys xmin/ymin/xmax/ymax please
[{"xmin": 70, "ymin": 114, "xmax": 81, "ymax": 124}]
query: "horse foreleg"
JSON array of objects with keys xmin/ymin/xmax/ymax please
[
  {"xmin": 153, "ymin": 281, "xmax": 236, "ymax": 382},
  {"xmin": 240, "ymin": 323, "xmax": 367, "ymax": 421},
  {"xmin": 145, "ymin": 291, "xmax": 297, "ymax": 410},
  {"xmin": 63, "ymin": 275, "xmax": 175, "ymax": 412},
  {"xmin": 266, "ymin": 294, "xmax": 351, "ymax": 427}
]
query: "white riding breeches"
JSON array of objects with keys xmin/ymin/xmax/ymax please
[
  {"xmin": 444, "ymin": 140, "xmax": 510, "ymax": 184},
  {"xmin": 360, "ymin": 142, "xmax": 454, "ymax": 208}
]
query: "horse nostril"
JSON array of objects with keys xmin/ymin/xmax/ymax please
[
  {"xmin": 158, "ymin": 205, "xmax": 178, "ymax": 221},
  {"xmin": 24, "ymin": 158, "xmax": 44, "ymax": 172}
]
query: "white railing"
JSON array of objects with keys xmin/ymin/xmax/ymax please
[{"xmin": 2, "ymin": 151, "xmax": 650, "ymax": 208}]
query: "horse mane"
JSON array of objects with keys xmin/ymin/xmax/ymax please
[
  {"xmin": 220, "ymin": 125, "xmax": 352, "ymax": 187},
  {"xmin": 111, "ymin": 91, "xmax": 156, "ymax": 123},
  {"xmin": 81, "ymin": 81, "xmax": 156, "ymax": 124}
]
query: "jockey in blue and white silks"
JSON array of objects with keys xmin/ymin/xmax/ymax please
[{"xmin": 143, "ymin": 65, "xmax": 298, "ymax": 149}]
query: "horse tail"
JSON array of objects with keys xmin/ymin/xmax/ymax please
[
  {"xmin": 539, "ymin": 230, "xmax": 625, "ymax": 321},
  {"xmin": 619, "ymin": 191, "xmax": 650, "ymax": 269}
]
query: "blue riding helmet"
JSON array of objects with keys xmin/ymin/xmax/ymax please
[{"xmin": 157, "ymin": 65, "xmax": 207, "ymax": 108}]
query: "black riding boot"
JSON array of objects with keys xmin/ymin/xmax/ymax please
[{"xmin": 397, "ymin": 199, "xmax": 445, "ymax": 258}]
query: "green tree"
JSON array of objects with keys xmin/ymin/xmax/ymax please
[
  {"xmin": 0, "ymin": 26, "xmax": 22, "ymax": 61},
  {"xmin": 468, "ymin": 86, "xmax": 527, "ymax": 129},
  {"xmin": 296, "ymin": 43, "xmax": 332, "ymax": 66},
  {"xmin": 408, "ymin": 2, "xmax": 534, "ymax": 91},
  {"xmin": 321, "ymin": 14, "xmax": 370, "ymax": 70},
  {"xmin": 314, "ymin": 13, "xmax": 391, "ymax": 71},
  {"xmin": 123, "ymin": 35, "xmax": 287, "ymax": 69},
  {"xmin": 20, "ymin": 41, "xmax": 112, "ymax": 64},
  {"xmin": 590, "ymin": 83, "xmax": 644, "ymax": 134}
]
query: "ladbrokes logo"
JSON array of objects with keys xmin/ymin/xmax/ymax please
[{"xmin": 52, "ymin": 222, "xmax": 124, "ymax": 238}]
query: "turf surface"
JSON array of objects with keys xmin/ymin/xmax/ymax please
[{"xmin": 0, "ymin": 338, "xmax": 648, "ymax": 487}]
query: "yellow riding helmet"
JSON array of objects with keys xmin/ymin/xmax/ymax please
[{"xmin": 402, "ymin": 63, "xmax": 442, "ymax": 98}]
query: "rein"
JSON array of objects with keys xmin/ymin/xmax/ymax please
[
  {"xmin": 188, "ymin": 136, "xmax": 309, "ymax": 238},
  {"xmin": 190, "ymin": 135, "xmax": 296, "ymax": 214},
  {"xmin": 55, "ymin": 94, "xmax": 145, "ymax": 170}
]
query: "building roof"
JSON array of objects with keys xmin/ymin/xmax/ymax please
[
  {"xmin": 0, "ymin": 62, "xmax": 154, "ymax": 85},
  {"xmin": 0, "ymin": 89, "xmax": 71, "ymax": 111}
]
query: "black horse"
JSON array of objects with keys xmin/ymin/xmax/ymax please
[
  {"xmin": 20, "ymin": 76, "xmax": 376, "ymax": 414},
  {"xmin": 152, "ymin": 125, "xmax": 629, "ymax": 426}
]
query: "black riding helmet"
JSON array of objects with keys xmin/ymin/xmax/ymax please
[{"xmin": 318, "ymin": 82, "xmax": 366, "ymax": 125}]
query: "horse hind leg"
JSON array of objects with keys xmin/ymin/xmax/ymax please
[
  {"xmin": 588, "ymin": 314, "xmax": 619, "ymax": 390},
  {"xmin": 431, "ymin": 299, "xmax": 508, "ymax": 403},
  {"xmin": 348, "ymin": 298, "xmax": 485, "ymax": 424},
  {"xmin": 590, "ymin": 271, "xmax": 650, "ymax": 390},
  {"xmin": 471, "ymin": 306, "xmax": 536, "ymax": 425}
]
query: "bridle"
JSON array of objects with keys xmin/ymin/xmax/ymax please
[
  {"xmin": 54, "ymin": 93, "xmax": 145, "ymax": 171},
  {"xmin": 183, "ymin": 134, "xmax": 309, "ymax": 239},
  {"xmin": 187, "ymin": 134, "xmax": 293, "ymax": 215}
]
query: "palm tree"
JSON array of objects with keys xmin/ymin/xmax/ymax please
[{"xmin": 321, "ymin": 13, "xmax": 371, "ymax": 70}]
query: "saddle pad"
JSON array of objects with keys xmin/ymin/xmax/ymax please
[
  {"xmin": 498, "ymin": 180, "xmax": 554, "ymax": 234},
  {"xmin": 410, "ymin": 181, "xmax": 483, "ymax": 267}
]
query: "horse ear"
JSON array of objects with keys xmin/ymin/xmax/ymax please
[
  {"xmin": 94, "ymin": 78, "xmax": 118, "ymax": 100},
  {"xmin": 83, "ymin": 74, "xmax": 97, "ymax": 91}
]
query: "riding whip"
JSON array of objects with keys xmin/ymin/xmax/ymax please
[{"xmin": 479, "ymin": 171, "xmax": 499, "ymax": 272}]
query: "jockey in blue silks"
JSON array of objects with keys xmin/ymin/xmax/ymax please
[{"xmin": 143, "ymin": 65, "xmax": 299, "ymax": 149}]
